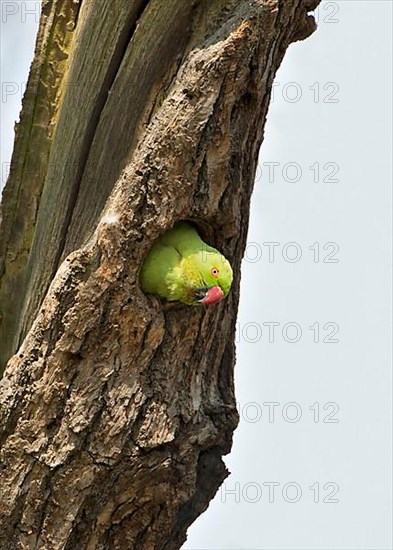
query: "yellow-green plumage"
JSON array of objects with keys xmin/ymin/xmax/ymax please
[{"xmin": 140, "ymin": 222, "xmax": 233, "ymax": 305}]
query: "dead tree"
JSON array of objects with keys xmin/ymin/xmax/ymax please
[{"xmin": 0, "ymin": 0, "xmax": 319, "ymax": 547}]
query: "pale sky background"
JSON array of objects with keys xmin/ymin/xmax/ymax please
[{"xmin": 1, "ymin": 1, "xmax": 392, "ymax": 549}]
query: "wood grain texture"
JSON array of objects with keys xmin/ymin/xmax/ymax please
[
  {"xmin": 0, "ymin": 0, "xmax": 320, "ymax": 547},
  {"xmin": 0, "ymin": 0, "xmax": 81, "ymax": 373},
  {"xmin": 16, "ymin": 0, "xmax": 155, "ymax": 353}
]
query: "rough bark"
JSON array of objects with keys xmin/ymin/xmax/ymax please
[{"xmin": 0, "ymin": 0, "xmax": 320, "ymax": 548}]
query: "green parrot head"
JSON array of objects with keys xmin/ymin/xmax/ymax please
[
  {"xmin": 139, "ymin": 221, "xmax": 233, "ymax": 306},
  {"xmin": 180, "ymin": 249, "xmax": 233, "ymax": 305}
]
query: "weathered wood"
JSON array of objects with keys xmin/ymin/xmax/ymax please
[
  {"xmin": 0, "ymin": 0, "xmax": 81, "ymax": 373},
  {"xmin": 17, "ymin": 0, "xmax": 163, "ymax": 349},
  {"xmin": 0, "ymin": 0, "xmax": 319, "ymax": 547}
]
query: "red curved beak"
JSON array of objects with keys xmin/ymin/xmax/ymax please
[{"xmin": 199, "ymin": 285, "xmax": 224, "ymax": 305}]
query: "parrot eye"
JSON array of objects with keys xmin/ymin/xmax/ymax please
[{"xmin": 211, "ymin": 267, "xmax": 219, "ymax": 278}]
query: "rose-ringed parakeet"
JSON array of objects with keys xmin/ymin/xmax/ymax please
[{"xmin": 140, "ymin": 222, "xmax": 233, "ymax": 305}]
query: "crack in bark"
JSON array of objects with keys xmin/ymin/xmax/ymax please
[{"xmin": 52, "ymin": 0, "xmax": 153, "ymax": 277}]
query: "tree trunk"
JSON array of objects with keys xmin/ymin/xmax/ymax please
[{"xmin": 0, "ymin": 0, "xmax": 319, "ymax": 547}]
